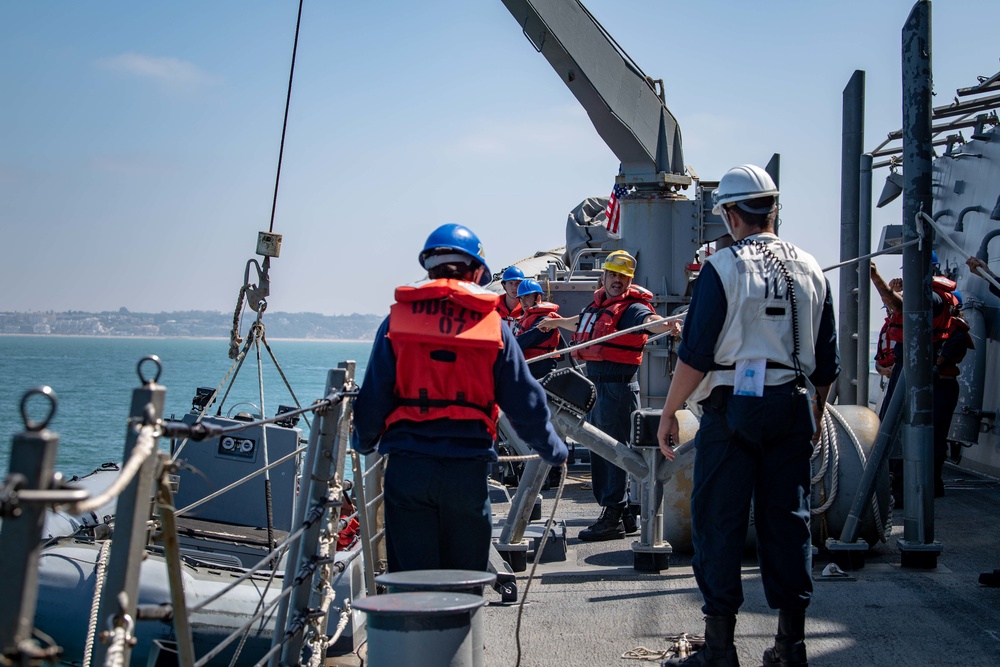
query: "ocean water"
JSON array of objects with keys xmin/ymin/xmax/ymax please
[{"xmin": 0, "ymin": 336, "xmax": 372, "ymax": 475}]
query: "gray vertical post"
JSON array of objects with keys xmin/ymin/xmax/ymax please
[
  {"xmin": 898, "ymin": 0, "xmax": 941, "ymax": 568},
  {"xmin": 92, "ymin": 377, "xmax": 166, "ymax": 667},
  {"xmin": 858, "ymin": 153, "xmax": 874, "ymax": 407},
  {"xmin": 0, "ymin": 388, "xmax": 59, "ymax": 655},
  {"xmin": 839, "ymin": 69, "xmax": 865, "ymax": 404},
  {"xmin": 278, "ymin": 365, "xmax": 351, "ymax": 666}
]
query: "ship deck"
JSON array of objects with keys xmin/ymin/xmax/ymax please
[{"xmin": 469, "ymin": 458, "xmax": 1000, "ymax": 667}]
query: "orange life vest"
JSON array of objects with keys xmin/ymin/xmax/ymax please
[
  {"xmin": 496, "ymin": 295, "xmax": 523, "ymax": 325},
  {"xmin": 873, "ymin": 276, "xmax": 961, "ymax": 369},
  {"xmin": 514, "ymin": 302, "xmax": 562, "ymax": 360},
  {"xmin": 386, "ymin": 279, "xmax": 503, "ymax": 437},
  {"xmin": 571, "ymin": 285, "xmax": 654, "ymax": 364},
  {"xmin": 875, "ymin": 312, "xmax": 903, "ymax": 368}
]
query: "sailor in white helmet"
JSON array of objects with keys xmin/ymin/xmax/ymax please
[{"xmin": 657, "ymin": 164, "xmax": 840, "ymax": 667}]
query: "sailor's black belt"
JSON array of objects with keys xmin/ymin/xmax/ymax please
[{"xmin": 588, "ymin": 374, "xmax": 638, "ymax": 384}]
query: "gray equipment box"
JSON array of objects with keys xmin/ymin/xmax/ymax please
[{"xmin": 173, "ymin": 414, "xmax": 302, "ymax": 531}]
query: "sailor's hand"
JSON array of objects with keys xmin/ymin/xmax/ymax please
[
  {"xmin": 657, "ymin": 412, "xmax": 678, "ymax": 461},
  {"xmin": 811, "ymin": 398, "xmax": 823, "ymax": 445},
  {"xmin": 967, "ymin": 256, "xmax": 988, "ymax": 274},
  {"xmin": 888, "ymin": 278, "xmax": 903, "ymax": 293},
  {"xmin": 537, "ymin": 318, "xmax": 559, "ymax": 332}
]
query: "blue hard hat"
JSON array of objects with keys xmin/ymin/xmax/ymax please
[
  {"xmin": 419, "ymin": 223, "xmax": 491, "ymax": 286},
  {"xmin": 501, "ymin": 266, "xmax": 525, "ymax": 282},
  {"xmin": 517, "ymin": 278, "xmax": 543, "ymax": 298},
  {"xmin": 953, "ymin": 290, "xmax": 963, "ymax": 307},
  {"xmin": 931, "ymin": 251, "xmax": 940, "ymax": 264}
]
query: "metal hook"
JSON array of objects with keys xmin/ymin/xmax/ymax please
[
  {"xmin": 137, "ymin": 355, "xmax": 163, "ymax": 385},
  {"xmin": 20, "ymin": 386, "xmax": 57, "ymax": 432}
]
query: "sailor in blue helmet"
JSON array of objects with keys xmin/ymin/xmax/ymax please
[
  {"xmin": 512, "ymin": 278, "xmax": 563, "ymax": 380},
  {"xmin": 656, "ymin": 165, "xmax": 840, "ymax": 667},
  {"xmin": 497, "ymin": 265, "xmax": 525, "ymax": 324},
  {"xmin": 352, "ymin": 223, "xmax": 568, "ymax": 572}
]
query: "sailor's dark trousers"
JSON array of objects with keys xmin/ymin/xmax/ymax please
[
  {"xmin": 586, "ymin": 378, "xmax": 640, "ymax": 508},
  {"xmin": 383, "ymin": 455, "xmax": 492, "ymax": 572},
  {"xmin": 691, "ymin": 384, "xmax": 814, "ymax": 617}
]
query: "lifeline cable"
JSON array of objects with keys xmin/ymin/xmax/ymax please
[{"xmin": 267, "ymin": 0, "xmax": 304, "ymax": 234}]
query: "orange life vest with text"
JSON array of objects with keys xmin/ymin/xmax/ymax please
[
  {"xmin": 386, "ymin": 279, "xmax": 503, "ymax": 437},
  {"xmin": 514, "ymin": 302, "xmax": 562, "ymax": 360},
  {"xmin": 571, "ymin": 285, "xmax": 654, "ymax": 364}
]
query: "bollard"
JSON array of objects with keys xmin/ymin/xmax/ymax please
[
  {"xmin": 354, "ymin": 592, "xmax": 484, "ymax": 667},
  {"xmin": 375, "ymin": 570, "xmax": 496, "ymax": 667}
]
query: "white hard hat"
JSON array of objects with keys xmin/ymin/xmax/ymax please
[{"xmin": 711, "ymin": 164, "xmax": 779, "ymax": 215}]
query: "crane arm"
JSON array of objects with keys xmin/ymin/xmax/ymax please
[{"xmin": 500, "ymin": 0, "xmax": 685, "ymax": 183}]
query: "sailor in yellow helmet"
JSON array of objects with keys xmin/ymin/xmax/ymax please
[{"xmin": 540, "ymin": 249, "xmax": 678, "ymax": 541}]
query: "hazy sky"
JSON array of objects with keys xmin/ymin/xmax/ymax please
[{"xmin": 2, "ymin": 0, "xmax": 998, "ymax": 317}]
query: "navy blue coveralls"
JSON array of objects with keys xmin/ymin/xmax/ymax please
[
  {"xmin": 352, "ymin": 318, "xmax": 567, "ymax": 573},
  {"xmin": 584, "ymin": 303, "xmax": 653, "ymax": 509},
  {"xmin": 679, "ymin": 263, "xmax": 840, "ymax": 616},
  {"xmin": 515, "ymin": 321, "xmax": 560, "ymax": 379}
]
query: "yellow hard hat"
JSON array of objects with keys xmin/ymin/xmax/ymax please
[{"xmin": 602, "ymin": 250, "xmax": 636, "ymax": 278}]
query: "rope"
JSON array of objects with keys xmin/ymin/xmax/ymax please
[
  {"xmin": 172, "ymin": 335, "xmax": 254, "ymax": 461},
  {"xmin": 229, "ymin": 284, "xmax": 250, "ymax": 360},
  {"xmin": 225, "ymin": 543, "xmax": 288, "ymax": 667},
  {"xmin": 821, "ymin": 239, "xmax": 919, "ymax": 272},
  {"xmin": 825, "ymin": 404, "xmax": 888, "ymax": 541},
  {"xmin": 622, "ymin": 646, "xmax": 672, "ymax": 661},
  {"xmin": 259, "ymin": 331, "xmax": 311, "ymax": 429},
  {"xmin": 174, "ymin": 445, "xmax": 306, "ymax": 518},
  {"xmin": 304, "ymin": 491, "xmax": 342, "ymax": 667},
  {"xmin": 69, "ymin": 425, "xmax": 157, "ymax": 514},
  {"xmin": 528, "ymin": 313, "xmax": 685, "ymax": 364},
  {"xmin": 514, "ymin": 461, "xmax": 568, "ymax": 667},
  {"xmin": 267, "ymin": 0, "xmax": 305, "ymax": 234},
  {"xmin": 101, "ymin": 618, "xmax": 133, "ymax": 667},
  {"xmin": 497, "ymin": 453, "xmax": 541, "ymax": 463},
  {"xmin": 253, "ymin": 333, "xmax": 278, "ymax": 567},
  {"xmin": 82, "ymin": 539, "xmax": 112, "ymax": 667}
]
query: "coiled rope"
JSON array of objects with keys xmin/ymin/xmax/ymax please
[{"xmin": 81, "ymin": 539, "xmax": 112, "ymax": 667}]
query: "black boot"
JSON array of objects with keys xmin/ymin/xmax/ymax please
[
  {"xmin": 762, "ymin": 610, "xmax": 807, "ymax": 667},
  {"xmin": 622, "ymin": 506, "xmax": 638, "ymax": 535},
  {"xmin": 578, "ymin": 506, "xmax": 625, "ymax": 541},
  {"xmin": 664, "ymin": 615, "xmax": 739, "ymax": 666}
]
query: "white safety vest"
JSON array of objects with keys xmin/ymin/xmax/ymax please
[{"xmin": 688, "ymin": 232, "xmax": 828, "ymax": 407}]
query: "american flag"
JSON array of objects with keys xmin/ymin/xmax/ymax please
[{"xmin": 605, "ymin": 184, "xmax": 626, "ymax": 238}]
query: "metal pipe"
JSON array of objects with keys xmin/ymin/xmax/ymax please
[
  {"xmin": 549, "ymin": 412, "xmax": 649, "ymax": 479},
  {"xmin": 840, "ymin": 373, "xmax": 906, "ymax": 544},
  {"xmin": 0, "ymin": 390, "xmax": 60, "ymax": 654},
  {"xmin": 278, "ymin": 365, "xmax": 352, "ymax": 667},
  {"xmin": 950, "ymin": 298, "xmax": 988, "ymax": 444},
  {"xmin": 858, "ymin": 153, "xmax": 874, "ymax": 407},
  {"xmin": 497, "ymin": 415, "xmax": 549, "ymax": 546},
  {"xmin": 899, "ymin": 0, "xmax": 939, "ymax": 559},
  {"xmin": 955, "ymin": 205, "xmax": 985, "ymax": 233},
  {"xmin": 91, "ymin": 378, "xmax": 166, "ymax": 667},
  {"xmin": 839, "ymin": 69, "xmax": 866, "ymax": 404}
]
